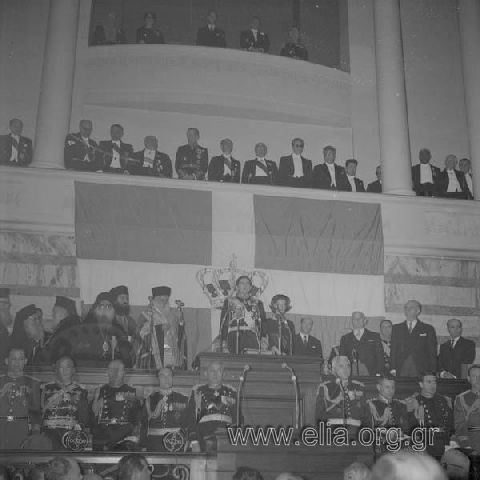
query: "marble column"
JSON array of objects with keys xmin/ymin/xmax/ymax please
[
  {"xmin": 373, "ymin": 0, "xmax": 413, "ymax": 195},
  {"xmin": 458, "ymin": 0, "xmax": 480, "ymax": 200},
  {"xmin": 33, "ymin": 0, "xmax": 80, "ymax": 168}
]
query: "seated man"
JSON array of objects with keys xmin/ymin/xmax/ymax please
[
  {"xmin": 136, "ymin": 12, "xmax": 165, "ymax": 44},
  {"xmin": 186, "ymin": 361, "xmax": 238, "ymax": 452},
  {"xmin": 0, "ymin": 118, "xmax": 33, "ymax": 166},
  {"xmin": 220, "ymin": 276, "xmax": 266, "ymax": 354},
  {"xmin": 367, "ymin": 165, "xmax": 382, "ymax": 193},
  {"xmin": 278, "ymin": 138, "xmax": 312, "ymax": 188},
  {"xmin": 175, "ymin": 128, "xmax": 208, "ymax": 180},
  {"xmin": 196, "ymin": 10, "xmax": 226, "ymax": 48},
  {"xmin": 140, "ymin": 367, "xmax": 189, "ymax": 452},
  {"xmin": 64, "ymin": 120, "xmax": 100, "ymax": 171},
  {"xmin": 41, "ymin": 356, "xmax": 89, "ymax": 450},
  {"xmin": 242, "ymin": 143, "xmax": 278, "ymax": 185},
  {"xmin": 280, "ymin": 27, "xmax": 308, "ymax": 61},
  {"xmin": 208, "ymin": 138, "xmax": 241, "ymax": 183},
  {"xmin": 98, "ymin": 124, "xmax": 134, "ymax": 173},
  {"xmin": 411, "ymin": 148, "xmax": 441, "ymax": 196},
  {"xmin": 240, "ymin": 16, "xmax": 270, "ymax": 53},
  {"xmin": 343, "ymin": 159, "xmax": 365, "ymax": 192},
  {"xmin": 262, "ymin": 294, "xmax": 295, "ymax": 355},
  {"xmin": 91, "ymin": 359, "xmax": 142, "ymax": 451},
  {"xmin": 438, "ymin": 154, "xmax": 468, "ymax": 199},
  {"xmin": 129, "ymin": 136, "xmax": 172, "ymax": 178},
  {"xmin": 312, "ymin": 145, "xmax": 348, "ymax": 190},
  {"xmin": 293, "ymin": 317, "xmax": 323, "ymax": 360},
  {"xmin": 339, "ymin": 311, "xmax": 384, "ymax": 376}
]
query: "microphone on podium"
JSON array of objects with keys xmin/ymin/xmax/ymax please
[
  {"xmin": 237, "ymin": 365, "xmax": 251, "ymax": 426},
  {"xmin": 240, "ymin": 364, "xmax": 251, "ymax": 381},
  {"xmin": 281, "ymin": 363, "xmax": 300, "ymax": 430},
  {"xmin": 282, "ymin": 362, "xmax": 294, "ymax": 375}
]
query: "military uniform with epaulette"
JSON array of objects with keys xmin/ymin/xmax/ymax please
[
  {"xmin": 141, "ymin": 389, "xmax": 189, "ymax": 452},
  {"xmin": 91, "ymin": 383, "xmax": 142, "ymax": 451},
  {"xmin": 175, "ymin": 144, "xmax": 209, "ymax": 180},
  {"xmin": 41, "ymin": 381, "xmax": 90, "ymax": 450},
  {"xmin": 0, "ymin": 374, "xmax": 41, "ymax": 449},
  {"xmin": 454, "ymin": 389, "xmax": 480, "ymax": 452}
]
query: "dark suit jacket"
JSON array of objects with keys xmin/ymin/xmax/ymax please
[
  {"xmin": 438, "ymin": 337, "xmax": 476, "ymax": 378},
  {"xmin": 312, "ymin": 163, "xmax": 348, "ymax": 190},
  {"xmin": 64, "ymin": 133, "xmax": 100, "ymax": 171},
  {"xmin": 293, "ymin": 333, "xmax": 323, "ymax": 359},
  {"xmin": 129, "ymin": 150, "xmax": 172, "ymax": 178},
  {"xmin": 241, "ymin": 159, "xmax": 278, "ymax": 185},
  {"xmin": 437, "ymin": 169, "xmax": 469, "ymax": 199},
  {"xmin": 208, "ymin": 155, "xmax": 241, "ymax": 182},
  {"xmin": 98, "ymin": 140, "xmax": 134, "ymax": 172},
  {"xmin": 240, "ymin": 30, "xmax": 270, "ymax": 52},
  {"xmin": 411, "ymin": 163, "xmax": 441, "ymax": 196},
  {"xmin": 0, "ymin": 134, "xmax": 33, "ymax": 166},
  {"xmin": 367, "ymin": 180, "xmax": 382, "ymax": 193},
  {"xmin": 175, "ymin": 144, "xmax": 209, "ymax": 180},
  {"xmin": 196, "ymin": 26, "xmax": 226, "ymax": 47},
  {"xmin": 278, "ymin": 155, "xmax": 313, "ymax": 188},
  {"xmin": 339, "ymin": 329, "xmax": 384, "ymax": 375},
  {"xmin": 343, "ymin": 176, "xmax": 366, "ymax": 192},
  {"xmin": 136, "ymin": 26, "xmax": 165, "ymax": 44},
  {"xmin": 390, "ymin": 320, "xmax": 437, "ymax": 376}
]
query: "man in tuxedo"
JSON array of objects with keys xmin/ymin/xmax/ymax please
[
  {"xmin": 0, "ymin": 118, "xmax": 33, "ymax": 166},
  {"xmin": 411, "ymin": 148, "xmax": 441, "ymax": 196},
  {"xmin": 278, "ymin": 138, "xmax": 313, "ymax": 188},
  {"xmin": 343, "ymin": 159, "xmax": 365, "ymax": 192},
  {"xmin": 312, "ymin": 145, "xmax": 348, "ymax": 190},
  {"xmin": 129, "ymin": 136, "xmax": 172, "ymax": 178},
  {"xmin": 240, "ymin": 17, "xmax": 270, "ymax": 53},
  {"xmin": 438, "ymin": 319, "xmax": 475, "ymax": 379},
  {"xmin": 208, "ymin": 138, "xmax": 240, "ymax": 182},
  {"xmin": 242, "ymin": 143, "xmax": 278, "ymax": 185},
  {"xmin": 459, "ymin": 157, "xmax": 474, "ymax": 199},
  {"xmin": 196, "ymin": 10, "xmax": 226, "ymax": 48},
  {"xmin": 438, "ymin": 154, "xmax": 469, "ymax": 199},
  {"xmin": 64, "ymin": 119, "xmax": 100, "ymax": 171},
  {"xmin": 98, "ymin": 124, "xmax": 134, "ymax": 173},
  {"xmin": 175, "ymin": 128, "xmax": 208, "ymax": 180},
  {"xmin": 293, "ymin": 318, "xmax": 323, "ymax": 360},
  {"xmin": 339, "ymin": 311, "xmax": 384, "ymax": 376},
  {"xmin": 367, "ymin": 165, "xmax": 382, "ymax": 193},
  {"xmin": 390, "ymin": 299, "xmax": 437, "ymax": 377}
]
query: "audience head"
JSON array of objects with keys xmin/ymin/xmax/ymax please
[
  {"xmin": 0, "ymin": 288, "xmax": 12, "ymax": 328},
  {"xmin": 110, "ymin": 285, "xmax": 130, "ymax": 316},
  {"xmin": 157, "ymin": 366, "xmax": 173, "ymax": 390},
  {"xmin": 24, "ymin": 308, "xmax": 45, "ymax": 342},
  {"xmin": 468, "ymin": 364, "xmax": 480, "ymax": 392},
  {"xmin": 375, "ymin": 165, "xmax": 382, "ymax": 181},
  {"xmin": 45, "ymin": 457, "xmax": 82, "ymax": 480},
  {"xmin": 404, "ymin": 299, "xmax": 421, "ymax": 321},
  {"xmin": 207, "ymin": 10, "xmax": 217, "ymax": 26},
  {"xmin": 9, "ymin": 118, "xmax": 23, "ymax": 136},
  {"xmin": 251, "ymin": 16, "xmax": 261, "ymax": 30},
  {"xmin": 207, "ymin": 360, "xmax": 224, "ymax": 387},
  {"xmin": 288, "ymin": 27, "xmax": 301, "ymax": 44},
  {"xmin": 255, "ymin": 142, "xmax": 267, "ymax": 158},
  {"xmin": 236, "ymin": 275, "xmax": 253, "ymax": 297},
  {"xmin": 376, "ymin": 375, "xmax": 396, "ymax": 401},
  {"xmin": 446, "ymin": 318, "xmax": 462, "ymax": 339},
  {"xmin": 445, "ymin": 154, "xmax": 458, "ymax": 171},
  {"xmin": 419, "ymin": 148, "xmax": 432, "ymax": 164},
  {"xmin": 118, "ymin": 454, "xmax": 152, "ymax": 480},
  {"xmin": 143, "ymin": 12, "xmax": 156, "ymax": 29},
  {"xmin": 440, "ymin": 448, "xmax": 470, "ymax": 480},
  {"xmin": 107, "ymin": 359, "xmax": 126, "ymax": 387},
  {"xmin": 345, "ymin": 159, "xmax": 358, "ymax": 177},
  {"xmin": 371, "ymin": 452, "xmax": 446, "ymax": 480},
  {"xmin": 458, "ymin": 158, "xmax": 471, "ymax": 174},
  {"xmin": 418, "ymin": 371, "xmax": 437, "ymax": 397},
  {"xmin": 55, "ymin": 356, "xmax": 76, "ymax": 385},
  {"xmin": 0, "ymin": 465, "xmax": 10, "ymax": 480},
  {"xmin": 220, "ymin": 138, "xmax": 233, "ymax": 155},
  {"xmin": 323, "ymin": 145, "xmax": 336, "ymax": 164},
  {"xmin": 5, "ymin": 347, "xmax": 26, "ymax": 376},
  {"xmin": 110, "ymin": 124, "xmax": 124, "ymax": 141},
  {"xmin": 144, "ymin": 135, "xmax": 158, "ymax": 151},
  {"xmin": 79, "ymin": 120, "xmax": 93, "ymax": 138},
  {"xmin": 233, "ymin": 467, "xmax": 264, "ymax": 480},
  {"xmin": 380, "ymin": 319, "xmax": 392, "ymax": 341},
  {"xmin": 332, "ymin": 355, "xmax": 351, "ymax": 380},
  {"xmin": 52, "ymin": 296, "xmax": 77, "ymax": 325},
  {"xmin": 291, "ymin": 138, "xmax": 304, "ymax": 155},
  {"xmin": 299, "ymin": 317, "xmax": 313, "ymax": 335},
  {"xmin": 93, "ymin": 292, "xmax": 115, "ymax": 323},
  {"xmin": 151, "ymin": 286, "xmax": 171, "ymax": 309},
  {"xmin": 270, "ymin": 294, "xmax": 291, "ymax": 314},
  {"xmin": 187, "ymin": 128, "xmax": 200, "ymax": 146},
  {"xmin": 351, "ymin": 311, "xmax": 367, "ymax": 330},
  {"xmin": 12, "ymin": 304, "xmax": 41, "ymax": 345},
  {"xmin": 343, "ymin": 462, "xmax": 371, "ymax": 480}
]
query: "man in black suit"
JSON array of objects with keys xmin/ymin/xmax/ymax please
[
  {"xmin": 459, "ymin": 158, "xmax": 474, "ymax": 200},
  {"xmin": 437, "ymin": 154, "xmax": 469, "ymax": 199},
  {"xmin": 293, "ymin": 318, "xmax": 323, "ymax": 361},
  {"xmin": 0, "ymin": 118, "xmax": 33, "ymax": 166},
  {"xmin": 196, "ymin": 10, "xmax": 226, "ymax": 48},
  {"xmin": 242, "ymin": 143, "xmax": 278, "ymax": 185},
  {"xmin": 64, "ymin": 119, "xmax": 100, "ymax": 171},
  {"xmin": 98, "ymin": 124, "xmax": 134, "ymax": 173},
  {"xmin": 367, "ymin": 165, "xmax": 382, "ymax": 193},
  {"xmin": 390, "ymin": 299, "xmax": 438, "ymax": 377},
  {"xmin": 379, "ymin": 319, "xmax": 392, "ymax": 373},
  {"xmin": 278, "ymin": 138, "xmax": 313, "ymax": 188},
  {"xmin": 208, "ymin": 138, "xmax": 240, "ymax": 182},
  {"xmin": 136, "ymin": 12, "xmax": 165, "ymax": 44},
  {"xmin": 339, "ymin": 311, "xmax": 384, "ymax": 376},
  {"xmin": 411, "ymin": 148, "xmax": 441, "ymax": 196},
  {"xmin": 240, "ymin": 16, "xmax": 270, "ymax": 53},
  {"xmin": 343, "ymin": 159, "xmax": 365, "ymax": 192},
  {"xmin": 129, "ymin": 136, "xmax": 172, "ymax": 178},
  {"xmin": 438, "ymin": 319, "xmax": 476, "ymax": 379},
  {"xmin": 312, "ymin": 145, "xmax": 348, "ymax": 190},
  {"xmin": 175, "ymin": 128, "xmax": 208, "ymax": 180}
]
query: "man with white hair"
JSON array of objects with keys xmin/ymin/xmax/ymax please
[{"xmin": 343, "ymin": 462, "xmax": 371, "ymax": 480}]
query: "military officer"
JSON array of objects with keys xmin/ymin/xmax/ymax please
[
  {"xmin": 0, "ymin": 118, "xmax": 33, "ymax": 166},
  {"xmin": 91, "ymin": 359, "xmax": 142, "ymax": 451},
  {"xmin": 454, "ymin": 364, "xmax": 480, "ymax": 453},
  {"xmin": 141, "ymin": 367, "xmax": 189, "ymax": 452},
  {"xmin": 186, "ymin": 361, "xmax": 238, "ymax": 452},
  {"xmin": 41, "ymin": 356, "xmax": 90, "ymax": 450},
  {"xmin": 315, "ymin": 356, "xmax": 370, "ymax": 441},
  {"xmin": 0, "ymin": 347, "xmax": 41, "ymax": 449},
  {"xmin": 175, "ymin": 128, "xmax": 208, "ymax": 180},
  {"xmin": 64, "ymin": 120, "xmax": 100, "ymax": 171}
]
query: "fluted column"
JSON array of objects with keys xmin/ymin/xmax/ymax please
[
  {"xmin": 373, "ymin": 0, "xmax": 414, "ymax": 195},
  {"xmin": 33, "ymin": 0, "xmax": 80, "ymax": 168},
  {"xmin": 458, "ymin": 0, "xmax": 480, "ymax": 200}
]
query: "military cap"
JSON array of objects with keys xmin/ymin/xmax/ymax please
[
  {"xmin": 55, "ymin": 296, "xmax": 77, "ymax": 316},
  {"xmin": 110, "ymin": 285, "xmax": 129, "ymax": 299},
  {"xmin": 152, "ymin": 286, "xmax": 171, "ymax": 298}
]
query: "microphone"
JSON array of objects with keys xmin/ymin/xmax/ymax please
[
  {"xmin": 282, "ymin": 362, "xmax": 294, "ymax": 374},
  {"xmin": 240, "ymin": 364, "xmax": 251, "ymax": 381},
  {"xmin": 237, "ymin": 365, "xmax": 250, "ymax": 426},
  {"xmin": 282, "ymin": 363, "xmax": 300, "ymax": 430}
]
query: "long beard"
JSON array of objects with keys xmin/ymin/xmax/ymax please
[{"xmin": 114, "ymin": 303, "xmax": 130, "ymax": 316}]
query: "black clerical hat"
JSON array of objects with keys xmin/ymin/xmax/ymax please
[
  {"xmin": 152, "ymin": 286, "xmax": 171, "ymax": 298},
  {"xmin": 55, "ymin": 296, "xmax": 77, "ymax": 316},
  {"xmin": 110, "ymin": 285, "xmax": 129, "ymax": 299}
]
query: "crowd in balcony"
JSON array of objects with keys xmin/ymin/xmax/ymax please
[{"xmin": 0, "ymin": 118, "xmax": 475, "ymax": 199}]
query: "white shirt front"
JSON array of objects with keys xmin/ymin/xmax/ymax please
[
  {"xmin": 447, "ymin": 170, "xmax": 461, "ymax": 192},
  {"xmin": 255, "ymin": 157, "xmax": 268, "ymax": 177},
  {"xmin": 9, "ymin": 134, "xmax": 20, "ymax": 162},
  {"xmin": 110, "ymin": 140, "xmax": 121, "ymax": 169},
  {"xmin": 223, "ymin": 155, "xmax": 232, "ymax": 176},
  {"xmin": 292, "ymin": 154, "xmax": 303, "ymax": 178},
  {"xmin": 347, "ymin": 175, "xmax": 357, "ymax": 192},
  {"xmin": 326, "ymin": 162, "xmax": 336, "ymax": 186},
  {"xmin": 251, "ymin": 29, "xmax": 258, "ymax": 41},
  {"xmin": 407, "ymin": 319, "xmax": 417, "ymax": 332},
  {"xmin": 420, "ymin": 164, "xmax": 433, "ymax": 184},
  {"xmin": 301, "ymin": 333, "xmax": 309, "ymax": 343},
  {"xmin": 144, "ymin": 149, "xmax": 156, "ymax": 167}
]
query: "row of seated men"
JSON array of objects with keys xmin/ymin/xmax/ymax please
[
  {"xmin": 0, "ymin": 118, "xmax": 475, "ymax": 199},
  {"xmin": 93, "ymin": 11, "xmax": 309, "ymax": 61}
]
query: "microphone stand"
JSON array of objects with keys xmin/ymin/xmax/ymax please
[
  {"xmin": 283, "ymin": 363, "xmax": 300, "ymax": 431},
  {"xmin": 237, "ymin": 366, "xmax": 250, "ymax": 425}
]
